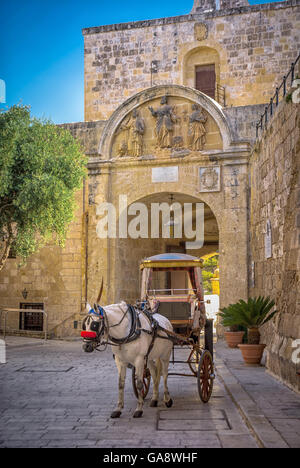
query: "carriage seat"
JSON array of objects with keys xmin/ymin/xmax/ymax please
[{"xmin": 156, "ymin": 301, "xmax": 193, "ymax": 336}]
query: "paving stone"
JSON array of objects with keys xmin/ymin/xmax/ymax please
[
  {"xmin": 218, "ymin": 434, "xmax": 258, "ymax": 448},
  {"xmin": 1, "ymin": 337, "xmax": 299, "ymax": 448}
]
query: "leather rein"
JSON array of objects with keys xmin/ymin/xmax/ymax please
[{"xmin": 93, "ymin": 304, "xmax": 176, "ymax": 352}]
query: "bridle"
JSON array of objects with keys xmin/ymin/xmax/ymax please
[
  {"xmin": 81, "ymin": 279, "xmax": 174, "ymax": 355},
  {"xmin": 82, "ymin": 303, "xmax": 143, "ymax": 352}
]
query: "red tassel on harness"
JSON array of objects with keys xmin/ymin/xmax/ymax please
[{"xmin": 81, "ymin": 331, "xmax": 97, "ymax": 339}]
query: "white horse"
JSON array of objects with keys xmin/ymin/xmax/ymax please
[{"xmin": 82, "ymin": 300, "xmax": 174, "ymax": 419}]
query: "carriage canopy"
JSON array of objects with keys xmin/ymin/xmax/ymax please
[{"xmin": 140, "ymin": 253, "xmax": 204, "ymax": 301}]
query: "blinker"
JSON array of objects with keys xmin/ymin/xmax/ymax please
[{"xmin": 91, "ymin": 321, "xmax": 101, "ymax": 332}]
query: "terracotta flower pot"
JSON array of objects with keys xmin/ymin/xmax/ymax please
[
  {"xmin": 238, "ymin": 344, "xmax": 266, "ymax": 365},
  {"xmin": 224, "ymin": 331, "xmax": 245, "ymax": 348}
]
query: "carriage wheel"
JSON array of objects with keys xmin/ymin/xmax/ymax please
[
  {"xmin": 132, "ymin": 366, "xmax": 151, "ymax": 400},
  {"xmin": 197, "ymin": 350, "xmax": 214, "ymax": 403},
  {"xmin": 188, "ymin": 346, "xmax": 201, "ymax": 376}
]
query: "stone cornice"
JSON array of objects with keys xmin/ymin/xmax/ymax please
[
  {"xmin": 87, "ymin": 146, "xmax": 250, "ymax": 174},
  {"xmin": 82, "ymin": 1, "xmax": 299, "ymax": 36}
]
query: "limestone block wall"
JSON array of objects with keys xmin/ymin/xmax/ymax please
[
  {"xmin": 249, "ymin": 97, "xmax": 300, "ymax": 392},
  {"xmin": 60, "ymin": 121, "xmax": 106, "ymax": 156},
  {"xmin": 224, "ymin": 104, "xmax": 266, "ymax": 143},
  {"xmin": 83, "ymin": 1, "xmax": 300, "ymax": 121},
  {"xmin": 0, "ymin": 191, "xmax": 85, "ymax": 338}
]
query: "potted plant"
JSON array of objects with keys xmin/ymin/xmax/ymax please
[
  {"xmin": 222, "ymin": 296, "xmax": 277, "ymax": 365},
  {"xmin": 218, "ymin": 305, "xmax": 245, "ymax": 348}
]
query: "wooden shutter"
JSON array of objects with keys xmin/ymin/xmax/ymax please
[{"xmin": 195, "ymin": 64, "xmax": 216, "ymax": 99}]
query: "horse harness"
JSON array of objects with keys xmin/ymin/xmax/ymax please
[{"xmin": 84, "ymin": 303, "xmax": 183, "ymax": 360}]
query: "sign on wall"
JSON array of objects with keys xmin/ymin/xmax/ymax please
[
  {"xmin": 265, "ymin": 219, "xmax": 272, "ymax": 259},
  {"xmin": 152, "ymin": 166, "xmax": 179, "ymax": 183}
]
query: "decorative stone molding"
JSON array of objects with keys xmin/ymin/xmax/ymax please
[{"xmin": 98, "ymin": 85, "xmax": 237, "ymax": 159}]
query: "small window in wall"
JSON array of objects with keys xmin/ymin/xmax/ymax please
[
  {"xmin": 19, "ymin": 303, "xmax": 44, "ymax": 331},
  {"xmin": 195, "ymin": 64, "xmax": 216, "ymax": 100}
]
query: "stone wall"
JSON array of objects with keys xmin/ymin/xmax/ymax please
[
  {"xmin": 224, "ymin": 104, "xmax": 266, "ymax": 143},
  {"xmin": 60, "ymin": 121, "xmax": 106, "ymax": 155},
  {"xmin": 83, "ymin": 0, "xmax": 300, "ymax": 121},
  {"xmin": 0, "ymin": 191, "xmax": 85, "ymax": 338},
  {"xmin": 249, "ymin": 97, "xmax": 300, "ymax": 392}
]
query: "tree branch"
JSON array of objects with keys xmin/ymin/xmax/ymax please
[{"xmin": 0, "ymin": 223, "xmax": 13, "ymax": 272}]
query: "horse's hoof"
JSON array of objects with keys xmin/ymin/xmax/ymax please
[
  {"xmin": 111, "ymin": 411, "xmax": 122, "ymax": 419},
  {"xmin": 165, "ymin": 398, "xmax": 173, "ymax": 408},
  {"xmin": 133, "ymin": 410, "xmax": 143, "ymax": 418},
  {"xmin": 150, "ymin": 400, "xmax": 158, "ymax": 407}
]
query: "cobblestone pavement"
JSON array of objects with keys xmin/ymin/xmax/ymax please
[{"xmin": 0, "ymin": 337, "xmax": 299, "ymax": 448}]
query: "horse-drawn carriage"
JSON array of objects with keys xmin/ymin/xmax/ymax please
[
  {"xmin": 81, "ymin": 252, "xmax": 215, "ymax": 418},
  {"xmin": 137, "ymin": 253, "xmax": 215, "ymax": 403}
]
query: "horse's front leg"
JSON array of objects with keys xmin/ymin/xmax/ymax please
[
  {"xmin": 111, "ymin": 356, "xmax": 127, "ymax": 419},
  {"xmin": 133, "ymin": 357, "xmax": 146, "ymax": 419}
]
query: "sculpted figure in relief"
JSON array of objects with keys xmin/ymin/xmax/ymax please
[
  {"xmin": 118, "ymin": 109, "xmax": 145, "ymax": 157},
  {"xmin": 148, "ymin": 96, "xmax": 177, "ymax": 149},
  {"xmin": 188, "ymin": 104, "xmax": 207, "ymax": 151}
]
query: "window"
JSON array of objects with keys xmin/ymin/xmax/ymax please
[
  {"xmin": 19, "ymin": 303, "xmax": 44, "ymax": 331},
  {"xmin": 195, "ymin": 64, "xmax": 216, "ymax": 99}
]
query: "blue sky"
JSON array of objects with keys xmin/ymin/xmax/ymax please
[{"xmin": 0, "ymin": 0, "xmax": 283, "ymax": 124}]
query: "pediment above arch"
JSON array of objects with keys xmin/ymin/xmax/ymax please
[{"xmin": 98, "ymin": 85, "xmax": 235, "ymax": 159}]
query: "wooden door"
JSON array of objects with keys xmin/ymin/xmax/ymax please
[{"xmin": 195, "ymin": 64, "xmax": 216, "ymax": 99}]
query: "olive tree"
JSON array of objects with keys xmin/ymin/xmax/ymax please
[{"xmin": 0, "ymin": 105, "xmax": 86, "ymax": 271}]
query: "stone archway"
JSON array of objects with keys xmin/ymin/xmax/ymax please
[
  {"xmin": 87, "ymin": 85, "xmax": 250, "ymax": 316},
  {"xmin": 113, "ymin": 192, "xmax": 219, "ymax": 304}
]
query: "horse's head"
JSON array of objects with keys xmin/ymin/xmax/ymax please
[
  {"xmin": 81, "ymin": 279, "xmax": 106, "ymax": 352},
  {"xmin": 81, "ymin": 304, "xmax": 106, "ymax": 352}
]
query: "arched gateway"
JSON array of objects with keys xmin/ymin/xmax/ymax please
[{"xmin": 87, "ymin": 85, "xmax": 250, "ymax": 319}]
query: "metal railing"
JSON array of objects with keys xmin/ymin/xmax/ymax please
[
  {"xmin": 0, "ymin": 308, "xmax": 48, "ymax": 341},
  {"xmin": 256, "ymin": 53, "xmax": 300, "ymax": 138},
  {"xmin": 197, "ymin": 84, "xmax": 226, "ymax": 107},
  {"xmin": 216, "ymin": 84, "xmax": 226, "ymax": 107}
]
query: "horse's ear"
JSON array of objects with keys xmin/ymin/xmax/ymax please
[
  {"xmin": 86, "ymin": 303, "xmax": 92, "ymax": 313},
  {"xmin": 97, "ymin": 278, "xmax": 104, "ymax": 304}
]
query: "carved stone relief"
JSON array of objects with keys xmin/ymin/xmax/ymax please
[
  {"xmin": 194, "ymin": 23, "xmax": 208, "ymax": 42},
  {"xmin": 188, "ymin": 104, "xmax": 207, "ymax": 151},
  {"xmin": 116, "ymin": 109, "xmax": 145, "ymax": 157},
  {"xmin": 199, "ymin": 166, "xmax": 221, "ymax": 192},
  {"xmin": 148, "ymin": 96, "xmax": 177, "ymax": 149},
  {"xmin": 111, "ymin": 96, "xmax": 222, "ymax": 159}
]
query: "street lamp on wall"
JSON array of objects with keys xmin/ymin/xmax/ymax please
[{"xmin": 22, "ymin": 288, "xmax": 28, "ymax": 300}]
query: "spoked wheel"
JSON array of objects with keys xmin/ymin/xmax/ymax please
[
  {"xmin": 197, "ymin": 350, "xmax": 214, "ymax": 403},
  {"xmin": 132, "ymin": 366, "xmax": 151, "ymax": 400},
  {"xmin": 188, "ymin": 346, "xmax": 201, "ymax": 376}
]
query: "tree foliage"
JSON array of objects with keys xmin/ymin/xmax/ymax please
[
  {"xmin": 202, "ymin": 255, "xmax": 218, "ymax": 293},
  {"xmin": 0, "ymin": 105, "xmax": 87, "ymax": 270}
]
